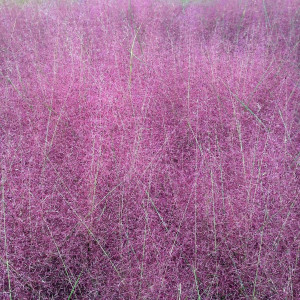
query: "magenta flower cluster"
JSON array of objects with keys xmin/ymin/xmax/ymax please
[{"xmin": 0, "ymin": 0, "xmax": 299, "ymax": 299}]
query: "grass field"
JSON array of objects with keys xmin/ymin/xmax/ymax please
[{"xmin": 0, "ymin": 0, "xmax": 299, "ymax": 299}]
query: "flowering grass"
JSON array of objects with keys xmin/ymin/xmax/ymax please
[{"xmin": 0, "ymin": 0, "xmax": 299, "ymax": 299}]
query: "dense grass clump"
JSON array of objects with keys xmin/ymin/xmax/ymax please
[{"xmin": 0, "ymin": 0, "xmax": 299, "ymax": 298}]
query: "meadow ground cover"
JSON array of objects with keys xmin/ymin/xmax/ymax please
[{"xmin": 0, "ymin": 0, "xmax": 299, "ymax": 298}]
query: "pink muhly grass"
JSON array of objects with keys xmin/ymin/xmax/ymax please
[{"xmin": 0, "ymin": 0, "xmax": 299, "ymax": 299}]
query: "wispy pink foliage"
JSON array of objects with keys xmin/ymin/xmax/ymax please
[{"xmin": 0, "ymin": 0, "xmax": 299, "ymax": 299}]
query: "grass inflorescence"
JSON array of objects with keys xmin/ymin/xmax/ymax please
[{"xmin": 0, "ymin": 0, "xmax": 299, "ymax": 299}]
